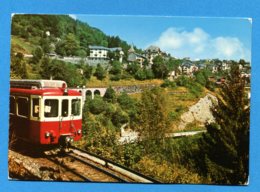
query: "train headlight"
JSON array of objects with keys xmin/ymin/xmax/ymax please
[
  {"xmin": 77, "ymin": 129, "xmax": 81, "ymax": 135},
  {"xmin": 45, "ymin": 132, "xmax": 50, "ymax": 138},
  {"xmin": 65, "ymin": 136, "xmax": 71, "ymax": 143}
]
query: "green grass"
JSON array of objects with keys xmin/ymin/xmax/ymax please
[
  {"xmin": 86, "ymin": 76, "xmax": 163, "ymax": 87},
  {"xmin": 11, "ymin": 35, "xmax": 37, "ymax": 54}
]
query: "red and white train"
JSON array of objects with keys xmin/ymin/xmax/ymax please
[{"xmin": 9, "ymin": 79, "xmax": 82, "ymax": 148}]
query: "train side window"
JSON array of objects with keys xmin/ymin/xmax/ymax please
[
  {"xmin": 71, "ymin": 99, "xmax": 81, "ymax": 116},
  {"xmin": 44, "ymin": 99, "xmax": 58, "ymax": 118},
  {"xmin": 9, "ymin": 96, "xmax": 16, "ymax": 114},
  {"xmin": 32, "ymin": 98, "xmax": 39, "ymax": 117},
  {"xmin": 17, "ymin": 97, "xmax": 29, "ymax": 117},
  {"xmin": 62, "ymin": 99, "xmax": 69, "ymax": 117}
]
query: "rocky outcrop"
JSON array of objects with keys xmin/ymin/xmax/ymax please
[{"xmin": 178, "ymin": 94, "xmax": 216, "ymax": 129}]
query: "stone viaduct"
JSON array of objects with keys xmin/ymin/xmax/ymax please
[{"xmin": 70, "ymin": 87, "xmax": 107, "ymax": 102}]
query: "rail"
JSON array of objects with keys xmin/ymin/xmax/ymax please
[{"xmin": 70, "ymin": 146, "xmax": 160, "ymax": 183}]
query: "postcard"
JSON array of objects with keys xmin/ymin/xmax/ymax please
[{"xmin": 8, "ymin": 14, "xmax": 251, "ymax": 185}]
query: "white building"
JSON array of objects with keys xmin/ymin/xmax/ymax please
[
  {"xmin": 88, "ymin": 45, "xmax": 124, "ymax": 63},
  {"xmin": 89, "ymin": 46, "xmax": 109, "ymax": 60}
]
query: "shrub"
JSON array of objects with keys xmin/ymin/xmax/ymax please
[
  {"xmin": 161, "ymin": 79, "xmax": 177, "ymax": 88},
  {"xmin": 133, "ymin": 156, "xmax": 204, "ymax": 183},
  {"xmin": 88, "ymin": 96, "xmax": 106, "ymax": 114},
  {"xmin": 110, "ymin": 74, "xmax": 121, "ymax": 81},
  {"xmin": 103, "ymin": 86, "xmax": 116, "ymax": 103},
  {"xmin": 112, "ymin": 109, "xmax": 129, "ymax": 127}
]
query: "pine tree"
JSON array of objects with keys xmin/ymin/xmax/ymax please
[
  {"xmin": 199, "ymin": 65, "xmax": 249, "ymax": 184},
  {"xmin": 103, "ymin": 86, "xmax": 116, "ymax": 103}
]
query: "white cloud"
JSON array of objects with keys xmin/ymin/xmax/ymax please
[
  {"xmin": 152, "ymin": 27, "xmax": 250, "ymax": 61},
  {"xmin": 69, "ymin": 14, "xmax": 77, "ymax": 20}
]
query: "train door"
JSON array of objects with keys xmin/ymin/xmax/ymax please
[
  {"xmin": 30, "ymin": 96, "xmax": 41, "ymax": 143},
  {"xmin": 60, "ymin": 97, "xmax": 81, "ymax": 135},
  {"xmin": 16, "ymin": 96, "xmax": 30, "ymax": 140},
  {"xmin": 60, "ymin": 98, "xmax": 71, "ymax": 135}
]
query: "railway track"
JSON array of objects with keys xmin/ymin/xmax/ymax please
[{"xmin": 44, "ymin": 147, "xmax": 159, "ymax": 183}]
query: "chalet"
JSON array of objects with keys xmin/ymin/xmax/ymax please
[
  {"xmin": 127, "ymin": 52, "xmax": 146, "ymax": 66},
  {"xmin": 181, "ymin": 60, "xmax": 198, "ymax": 75},
  {"xmin": 127, "ymin": 46, "xmax": 146, "ymax": 66},
  {"xmin": 144, "ymin": 45, "xmax": 162, "ymax": 64}
]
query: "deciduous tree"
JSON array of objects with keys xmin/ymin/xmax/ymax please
[{"xmin": 138, "ymin": 87, "xmax": 171, "ymax": 151}]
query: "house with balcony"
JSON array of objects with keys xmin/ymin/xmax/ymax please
[
  {"xmin": 88, "ymin": 45, "xmax": 124, "ymax": 65},
  {"xmin": 89, "ymin": 45, "xmax": 109, "ymax": 60}
]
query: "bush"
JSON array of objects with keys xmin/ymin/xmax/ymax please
[
  {"xmin": 175, "ymin": 75, "xmax": 191, "ymax": 87},
  {"xmin": 94, "ymin": 64, "xmax": 106, "ymax": 80},
  {"xmin": 103, "ymin": 86, "xmax": 116, "ymax": 103},
  {"xmin": 205, "ymin": 80, "xmax": 215, "ymax": 91},
  {"xmin": 144, "ymin": 68, "xmax": 154, "ymax": 79},
  {"xmin": 187, "ymin": 83, "xmax": 203, "ymax": 97},
  {"xmin": 110, "ymin": 74, "xmax": 121, "ymax": 81},
  {"xmin": 133, "ymin": 155, "xmax": 204, "ymax": 183},
  {"xmin": 112, "ymin": 109, "xmax": 129, "ymax": 127},
  {"xmin": 134, "ymin": 69, "xmax": 146, "ymax": 80},
  {"xmin": 175, "ymin": 75, "xmax": 203, "ymax": 97},
  {"xmin": 88, "ymin": 96, "xmax": 106, "ymax": 114},
  {"xmin": 161, "ymin": 79, "xmax": 177, "ymax": 88}
]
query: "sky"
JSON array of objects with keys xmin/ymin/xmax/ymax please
[{"xmin": 72, "ymin": 15, "xmax": 252, "ymax": 62}]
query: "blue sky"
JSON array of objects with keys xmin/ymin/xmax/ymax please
[{"xmin": 73, "ymin": 15, "xmax": 252, "ymax": 61}]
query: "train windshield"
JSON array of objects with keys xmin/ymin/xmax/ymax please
[
  {"xmin": 44, "ymin": 99, "xmax": 58, "ymax": 117},
  {"xmin": 71, "ymin": 99, "xmax": 81, "ymax": 116}
]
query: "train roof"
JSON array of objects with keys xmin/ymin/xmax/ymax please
[
  {"xmin": 10, "ymin": 79, "xmax": 81, "ymax": 96},
  {"xmin": 10, "ymin": 79, "xmax": 67, "ymax": 89}
]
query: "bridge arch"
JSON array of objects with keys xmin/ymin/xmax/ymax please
[
  {"xmin": 85, "ymin": 90, "xmax": 92, "ymax": 97},
  {"xmin": 94, "ymin": 90, "xmax": 101, "ymax": 96},
  {"xmin": 71, "ymin": 87, "xmax": 107, "ymax": 101}
]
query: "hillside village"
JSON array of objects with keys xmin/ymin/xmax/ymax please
[{"xmin": 22, "ymin": 33, "xmax": 251, "ymax": 85}]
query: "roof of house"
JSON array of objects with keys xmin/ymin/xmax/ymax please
[
  {"xmin": 181, "ymin": 60, "xmax": 194, "ymax": 67},
  {"xmin": 145, "ymin": 45, "xmax": 161, "ymax": 52},
  {"xmin": 128, "ymin": 52, "xmax": 146, "ymax": 59},
  {"xmin": 89, "ymin": 45, "xmax": 122, "ymax": 52},
  {"xmin": 128, "ymin": 45, "xmax": 135, "ymax": 53},
  {"xmin": 197, "ymin": 63, "xmax": 206, "ymax": 68},
  {"xmin": 89, "ymin": 45, "xmax": 109, "ymax": 50}
]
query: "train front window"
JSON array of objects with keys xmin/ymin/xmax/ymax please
[
  {"xmin": 44, "ymin": 99, "xmax": 58, "ymax": 118},
  {"xmin": 32, "ymin": 98, "xmax": 39, "ymax": 117},
  {"xmin": 71, "ymin": 99, "xmax": 81, "ymax": 116},
  {"xmin": 17, "ymin": 97, "xmax": 29, "ymax": 117},
  {"xmin": 62, "ymin": 99, "xmax": 69, "ymax": 117}
]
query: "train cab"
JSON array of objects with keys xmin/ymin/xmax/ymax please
[{"xmin": 9, "ymin": 79, "xmax": 83, "ymax": 147}]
